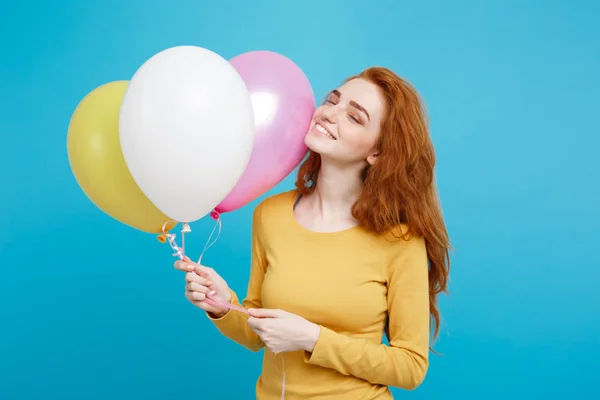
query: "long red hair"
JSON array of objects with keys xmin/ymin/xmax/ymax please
[{"xmin": 295, "ymin": 67, "xmax": 451, "ymax": 347}]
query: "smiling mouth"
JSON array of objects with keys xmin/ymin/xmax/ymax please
[{"xmin": 315, "ymin": 123, "xmax": 336, "ymax": 140}]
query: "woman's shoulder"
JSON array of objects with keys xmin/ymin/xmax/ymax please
[
  {"xmin": 378, "ymin": 225, "xmax": 428, "ymax": 277},
  {"xmin": 256, "ymin": 189, "xmax": 297, "ymax": 210},
  {"xmin": 252, "ymin": 189, "xmax": 298, "ymax": 220},
  {"xmin": 381, "ymin": 224, "xmax": 427, "ymax": 253},
  {"xmin": 260, "ymin": 189, "xmax": 297, "ymax": 206}
]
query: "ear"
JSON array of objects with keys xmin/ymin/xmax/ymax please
[{"xmin": 366, "ymin": 151, "xmax": 379, "ymax": 166}]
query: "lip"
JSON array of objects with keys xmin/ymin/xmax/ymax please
[{"xmin": 315, "ymin": 121, "xmax": 337, "ymax": 139}]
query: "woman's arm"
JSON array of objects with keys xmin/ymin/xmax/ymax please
[
  {"xmin": 206, "ymin": 202, "xmax": 268, "ymax": 352},
  {"xmin": 303, "ymin": 235, "xmax": 431, "ymax": 390}
]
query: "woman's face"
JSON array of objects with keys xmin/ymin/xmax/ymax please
[{"xmin": 305, "ymin": 78, "xmax": 385, "ymax": 166}]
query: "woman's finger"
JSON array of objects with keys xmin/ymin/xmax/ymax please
[
  {"xmin": 247, "ymin": 317, "xmax": 263, "ymax": 332},
  {"xmin": 186, "ymin": 281, "xmax": 211, "ymax": 293},
  {"xmin": 185, "ymin": 271, "xmax": 211, "ymax": 283},
  {"xmin": 193, "ymin": 264, "xmax": 215, "ymax": 278},
  {"xmin": 186, "ymin": 290, "xmax": 206, "ymax": 302},
  {"xmin": 174, "ymin": 260, "xmax": 195, "ymax": 272},
  {"xmin": 191, "ymin": 301, "xmax": 222, "ymax": 314}
]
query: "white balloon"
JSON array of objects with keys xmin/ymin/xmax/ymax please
[{"xmin": 119, "ymin": 46, "xmax": 255, "ymax": 223}]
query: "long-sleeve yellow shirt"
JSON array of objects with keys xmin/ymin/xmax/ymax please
[{"xmin": 208, "ymin": 190, "xmax": 430, "ymax": 399}]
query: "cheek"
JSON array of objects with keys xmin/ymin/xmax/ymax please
[{"xmin": 341, "ymin": 125, "xmax": 378, "ymax": 154}]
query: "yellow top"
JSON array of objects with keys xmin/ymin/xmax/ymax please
[{"xmin": 208, "ymin": 190, "xmax": 430, "ymax": 399}]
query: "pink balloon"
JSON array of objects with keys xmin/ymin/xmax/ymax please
[{"xmin": 214, "ymin": 51, "xmax": 316, "ymax": 214}]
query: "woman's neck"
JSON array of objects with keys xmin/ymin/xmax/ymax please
[{"xmin": 308, "ymin": 160, "xmax": 364, "ymax": 220}]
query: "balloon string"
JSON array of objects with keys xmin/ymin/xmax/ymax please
[
  {"xmin": 161, "ymin": 215, "xmax": 286, "ymax": 398},
  {"xmin": 197, "ymin": 213, "xmax": 222, "ymax": 265},
  {"xmin": 276, "ymin": 354, "xmax": 286, "ymax": 400},
  {"xmin": 181, "ymin": 227, "xmax": 185, "ymax": 255},
  {"xmin": 161, "ymin": 216, "xmax": 248, "ymax": 315},
  {"xmin": 162, "ymin": 221, "xmax": 184, "ymax": 259}
]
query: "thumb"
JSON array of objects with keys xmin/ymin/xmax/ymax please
[
  {"xmin": 193, "ymin": 264, "xmax": 214, "ymax": 278},
  {"xmin": 248, "ymin": 308, "xmax": 284, "ymax": 318}
]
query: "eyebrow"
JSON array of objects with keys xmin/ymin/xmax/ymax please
[{"xmin": 330, "ymin": 89, "xmax": 370, "ymax": 121}]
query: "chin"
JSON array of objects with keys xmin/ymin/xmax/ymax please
[{"xmin": 304, "ymin": 131, "xmax": 329, "ymax": 155}]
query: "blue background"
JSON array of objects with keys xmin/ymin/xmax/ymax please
[{"xmin": 1, "ymin": 0, "xmax": 599, "ymax": 398}]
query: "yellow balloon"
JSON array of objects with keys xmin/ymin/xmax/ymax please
[{"xmin": 67, "ymin": 81, "xmax": 175, "ymax": 240}]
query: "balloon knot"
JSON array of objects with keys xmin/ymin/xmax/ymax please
[{"xmin": 210, "ymin": 210, "xmax": 220, "ymax": 220}]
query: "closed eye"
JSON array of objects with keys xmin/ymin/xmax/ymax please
[{"xmin": 348, "ymin": 114, "xmax": 362, "ymax": 124}]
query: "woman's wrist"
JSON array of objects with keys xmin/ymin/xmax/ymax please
[
  {"xmin": 210, "ymin": 309, "xmax": 229, "ymax": 319},
  {"xmin": 207, "ymin": 289, "xmax": 232, "ymax": 319},
  {"xmin": 223, "ymin": 288, "xmax": 232, "ymax": 303},
  {"xmin": 303, "ymin": 322, "xmax": 321, "ymax": 353}
]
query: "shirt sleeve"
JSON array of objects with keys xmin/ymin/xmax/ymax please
[
  {"xmin": 206, "ymin": 202, "xmax": 268, "ymax": 352},
  {"xmin": 303, "ymin": 234, "xmax": 431, "ymax": 390}
]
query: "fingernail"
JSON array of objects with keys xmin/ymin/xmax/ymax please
[{"xmin": 207, "ymin": 281, "xmax": 213, "ymax": 285}]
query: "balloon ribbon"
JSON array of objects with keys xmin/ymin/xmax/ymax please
[
  {"xmin": 161, "ymin": 214, "xmax": 247, "ymax": 314},
  {"xmin": 161, "ymin": 212, "xmax": 286, "ymax": 399}
]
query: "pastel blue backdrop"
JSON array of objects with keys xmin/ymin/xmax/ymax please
[{"xmin": 1, "ymin": 0, "xmax": 599, "ymax": 398}]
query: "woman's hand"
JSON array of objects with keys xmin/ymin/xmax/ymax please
[
  {"xmin": 247, "ymin": 308, "xmax": 321, "ymax": 354},
  {"xmin": 174, "ymin": 257, "xmax": 232, "ymax": 318}
]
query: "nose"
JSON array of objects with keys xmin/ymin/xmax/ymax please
[{"xmin": 321, "ymin": 104, "xmax": 338, "ymax": 123}]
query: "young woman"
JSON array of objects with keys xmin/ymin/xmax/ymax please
[{"xmin": 174, "ymin": 67, "xmax": 451, "ymax": 399}]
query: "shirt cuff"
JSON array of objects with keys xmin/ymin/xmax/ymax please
[
  {"xmin": 205, "ymin": 289, "xmax": 240, "ymax": 323},
  {"xmin": 303, "ymin": 325, "xmax": 338, "ymax": 367}
]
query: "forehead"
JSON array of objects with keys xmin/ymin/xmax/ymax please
[{"xmin": 336, "ymin": 78, "xmax": 384, "ymax": 118}]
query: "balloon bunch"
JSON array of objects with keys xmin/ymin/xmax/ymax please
[{"xmin": 67, "ymin": 46, "xmax": 315, "ymax": 260}]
